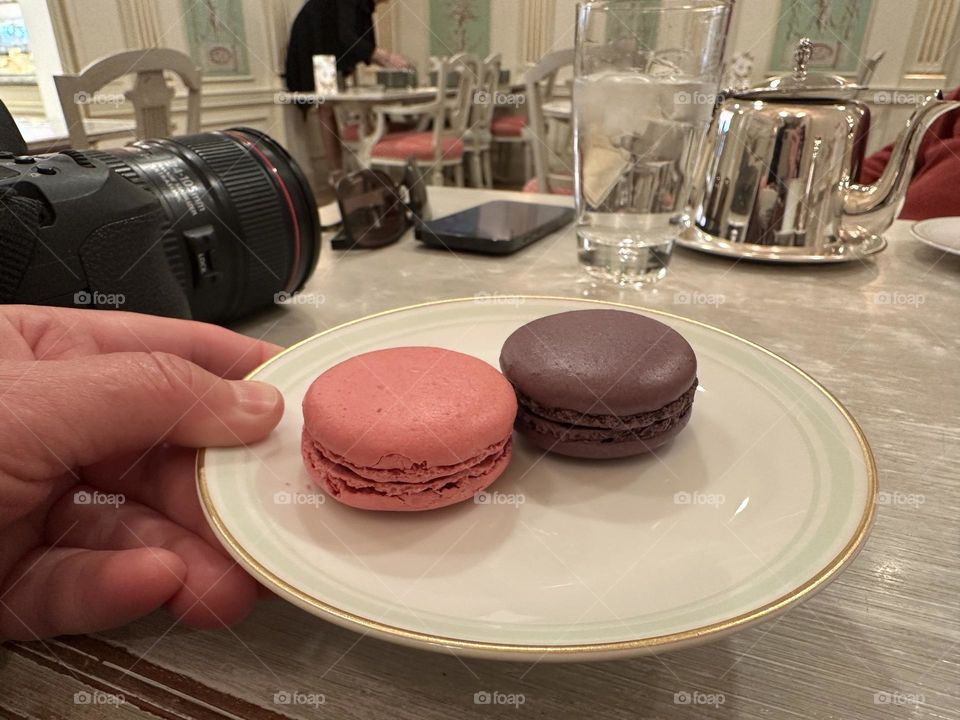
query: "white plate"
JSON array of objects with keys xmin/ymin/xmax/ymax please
[
  {"xmin": 677, "ymin": 227, "xmax": 887, "ymax": 263},
  {"xmin": 198, "ymin": 297, "xmax": 876, "ymax": 661},
  {"xmin": 911, "ymin": 217, "xmax": 960, "ymax": 255}
]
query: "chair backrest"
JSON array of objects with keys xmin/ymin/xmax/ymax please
[
  {"xmin": 525, "ymin": 48, "xmax": 574, "ymax": 193},
  {"xmin": 54, "ymin": 48, "xmax": 202, "ymax": 149},
  {"xmin": 472, "ymin": 53, "xmax": 502, "ymax": 132},
  {"xmin": 439, "ymin": 56, "xmax": 476, "ymax": 137},
  {"xmin": 451, "ymin": 52, "xmax": 493, "ymax": 134}
]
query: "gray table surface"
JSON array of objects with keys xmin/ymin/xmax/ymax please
[{"xmin": 2, "ymin": 188, "xmax": 958, "ymax": 720}]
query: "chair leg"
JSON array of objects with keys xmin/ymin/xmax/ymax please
[
  {"xmin": 454, "ymin": 163, "xmax": 465, "ymax": 187},
  {"xmin": 482, "ymin": 150, "xmax": 493, "ymax": 189},
  {"xmin": 469, "ymin": 153, "xmax": 483, "ymax": 187},
  {"xmin": 430, "ymin": 164, "xmax": 445, "ymax": 186},
  {"xmin": 523, "ymin": 142, "xmax": 532, "ymax": 185}
]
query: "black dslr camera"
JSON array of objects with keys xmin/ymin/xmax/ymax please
[{"xmin": 0, "ymin": 99, "xmax": 319, "ymax": 322}]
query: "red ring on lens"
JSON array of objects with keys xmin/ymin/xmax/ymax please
[{"xmin": 224, "ymin": 130, "xmax": 302, "ymax": 292}]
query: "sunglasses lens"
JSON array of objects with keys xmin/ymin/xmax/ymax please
[{"xmin": 337, "ymin": 170, "xmax": 408, "ymax": 247}]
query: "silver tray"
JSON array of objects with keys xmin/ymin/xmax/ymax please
[{"xmin": 677, "ymin": 228, "xmax": 887, "ymax": 264}]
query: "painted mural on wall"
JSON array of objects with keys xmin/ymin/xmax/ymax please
[
  {"xmin": 182, "ymin": 0, "xmax": 250, "ymax": 76},
  {"xmin": 429, "ymin": 0, "xmax": 490, "ymax": 57},
  {"xmin": 770, "ymin": 0, "xmax": 874, "ymax": 74}
]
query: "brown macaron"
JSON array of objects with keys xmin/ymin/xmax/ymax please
[{"xmin": 499, "ymin": 309, "xmax": 698, "ymax": 458}]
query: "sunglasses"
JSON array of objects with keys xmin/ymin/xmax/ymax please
[{"xmin": 331, "ymin": 159, "xmax": 430, "ymax": 250}]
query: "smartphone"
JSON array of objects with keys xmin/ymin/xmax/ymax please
[{"xmin": 415, "ymin": 201, "xmax": 574, "ymax": 255}]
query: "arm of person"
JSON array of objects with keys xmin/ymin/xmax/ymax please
[{"xmin": 336, "ymin": 0, "xmax": 409, "ymax": 70}]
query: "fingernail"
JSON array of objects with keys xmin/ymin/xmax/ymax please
[{"xmin": 232, "ymin": 381, "xmax": 282, "ymax": 415}]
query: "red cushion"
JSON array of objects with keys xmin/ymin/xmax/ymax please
[
  {"xmin": 340, "ymin": 123, "xmax": 360, "ymax": 142},
  {"xmin": 860, "ymin": 85, "xmax": 960, "ymax": 220},
  {"xmin": 523, "ymin": 177, "xmax": 575, "ymax": 195},
  {"xmin": 371, "ymin": 131, "xmax": 464, "ymax": 161},
  {"xmin": 491, "ymin": 114, "xmax": 527, "ymax": 137}
]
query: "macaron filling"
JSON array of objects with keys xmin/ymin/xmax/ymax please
[
  {"xmin": 302, "ymin": 429, "xmax": 512, "ymax": 503},
  {"xmin": 514, "ymin": 381, "xmax": 696, "ymax": 445}
]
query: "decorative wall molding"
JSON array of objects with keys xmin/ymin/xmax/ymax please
[
  {"xmin": 46, "ymin": 0, "xmax": 81, "ymax": 73},
  {"xmin": 375, "ymin": 1, "xmax": 397, "ymax": 54},
  {"xmin": 907, "ymin": 0, "xmax": 959, "ymax": 75},
  {"xmin": 521, "ymin": 0, "xmax": 555, "ymax": 64},
  {"xmin": 264, "ymin": 0, "xmax": 290, "ymax": 76},
  {"xmin": 117, "ymin": 0, "xmax": 162, "ymax": 49}
]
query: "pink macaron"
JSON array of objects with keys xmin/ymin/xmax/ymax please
[{"xmin": 301, "ymin": 347, "xmax": 517, "ymax": 511}]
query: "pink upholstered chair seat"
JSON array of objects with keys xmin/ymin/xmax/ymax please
[
  {"xmin": 491, "ymin": 114, "xmax": 527, "ymax": 137},
  {"xmin": 522, "ymin": 177, "xmax": 574, "ymax": 195},
  {"xmin": 371, "ymin": 131, "xmax": 465, "ymax": 161},
  {"xmin": 340, "ymin": 123, "xmax": 360, "ymax": 142}
]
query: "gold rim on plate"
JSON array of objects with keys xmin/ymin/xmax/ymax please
[{"xmin": 196, "ymin": 296, "xmax": 877, "ymax": 657}]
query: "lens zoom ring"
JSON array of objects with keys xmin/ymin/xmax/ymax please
[{"xmin": 177, "ymin": 135, "xmax": 292, "ymax": 313}]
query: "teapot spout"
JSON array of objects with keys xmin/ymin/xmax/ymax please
[{"xmin": 842, "ymin": 92, "xmax": 960, "ymax": 238}]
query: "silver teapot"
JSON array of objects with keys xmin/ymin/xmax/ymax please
[{"xmin": 684, "ymin": 38, "xmax": 960, "ymax": 256}]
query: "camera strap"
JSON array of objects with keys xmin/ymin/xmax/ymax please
[{"xmin": 0, "ymin": 187, "xmax": 42, "ymax": 303}]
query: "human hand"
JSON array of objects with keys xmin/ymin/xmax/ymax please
[
  {"xmin": 373, "ymin": 48, "xmax": 411, "ymax": 70},
  {"xmin": 0, "ymin": 306, "xmax": 284, "ymax": 641}
]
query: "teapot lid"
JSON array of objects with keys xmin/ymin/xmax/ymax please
[{"xmin": 736, "ymin": 38, "xmax": 862, "ymax": 100}]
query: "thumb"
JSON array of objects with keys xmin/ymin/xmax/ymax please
[{"xmin": 0, "ymin": 351, "xmax": 283, "ymax": 479}]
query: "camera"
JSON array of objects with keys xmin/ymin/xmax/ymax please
[{"xmin": 0, "ymin": 99, "xmax": 319, "ymax": 323}]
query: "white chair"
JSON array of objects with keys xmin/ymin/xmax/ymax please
[
  {"xmin": 54, "ymin": 48, "xmax": 202, "ymax": 148},
  {"xmin": 523, "ymin": 48, "xmax": 575, "ymax": 195},
  {"xmin": 458, "ymin": 53, "xmax": 501, "ymax": 188},
  {"xmin": 366, "ymin": 58, "xmax": 475, "ymax": 186}
]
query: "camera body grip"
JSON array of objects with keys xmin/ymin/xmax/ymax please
[{"xmin": 78, "ymin": 207, "xmax": 191, "ymax": 319}]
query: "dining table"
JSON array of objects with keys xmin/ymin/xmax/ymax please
[{"xmin": 2, "ymin": 186, "xmax": 957, "ymax": 719}]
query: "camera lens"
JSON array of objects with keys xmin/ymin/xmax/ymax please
[{"xmin": 85, "ymin": 128, "xmax": 319, "ymax": 323}]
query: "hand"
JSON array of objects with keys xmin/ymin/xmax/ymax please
[
  {"xmin": 0, "ymin": 306, "xmax": 284, "ymax": 641},
  {"xmin": 373, "ymin": 48, "xmax": 411, "ymax": 70}
]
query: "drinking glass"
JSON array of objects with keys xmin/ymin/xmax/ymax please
[{"xmin": 574, "ymin": 0, "xmax": 730, "ymax": 285}]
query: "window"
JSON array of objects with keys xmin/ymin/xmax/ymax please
[{"xmin": 0, "ymin": 0, "xmax": 34, "ymax": 79}]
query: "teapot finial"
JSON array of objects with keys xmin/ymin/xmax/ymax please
[{"xmin": 793, "ymin": 38, "xmax": 812, "ymax": 80}]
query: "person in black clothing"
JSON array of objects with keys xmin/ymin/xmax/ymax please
[{"xmin": 285, "ymin": 0, "xmax": 409, "ymax": 178}]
